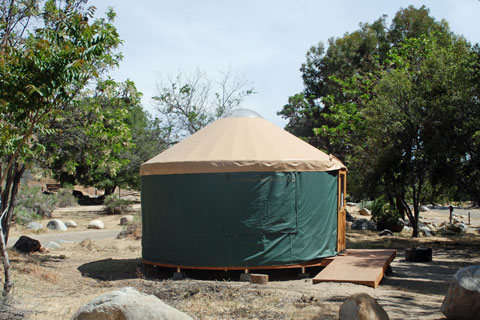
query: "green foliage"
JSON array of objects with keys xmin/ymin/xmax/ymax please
[
  {"xmin": 40, "ymin": 79, "xmax": 136, "ymax": 193},
  {"xmin": 15, "ymin": 186, "xmax": 56, "ymax": 220},
  {"xmin": 14, "ymin": 207, "xmax": 41, "ymax": 226},
  {"xmin": 0, "ymin": 0, "xmax": 123, "ymax": 296},
  {"xmin": 370, "ymin": 197, "xmax": 402, "ymax": 229},
  {"xmin": 104, "ymin": 194, "xmax": 133, "ymax": 215},
  {"xmin": 55, "ymin": 188, "xmax": 78, "ymax": 208},
  {"xmin": 279, "ymin": 5, "xmax": 480, "ymax": 236}
]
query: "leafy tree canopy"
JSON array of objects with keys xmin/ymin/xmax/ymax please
[
  {"xmin": 0, "ymin": 0, "xmax": 122, "ymax": 295},
  {"xmin": 279, "ymin": 5, "xmax": 480, "ymax": 236}
]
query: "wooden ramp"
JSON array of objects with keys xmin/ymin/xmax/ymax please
[{"xmin": 312, "ymin": 249, "xmax": 396, "ymax": 288}]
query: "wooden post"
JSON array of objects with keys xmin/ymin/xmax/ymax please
[
  {"xmin": 250, "ymin": 274, "xmax": 268, "ymax": 284},
  {"xmin": 468, "ymin": 212, "xmax": 471, "ymax": 225},
  {"xmin": 449, "ymin": 205, "xmax": 453, "ymax": 224}
]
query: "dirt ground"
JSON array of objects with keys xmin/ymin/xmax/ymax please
[{"xmin": 2, "ymin": 205, "xmax": 480, "ymax": 320}]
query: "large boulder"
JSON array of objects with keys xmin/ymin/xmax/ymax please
[
  {"xmin": 352, "ymin": 219, "xmax": 376, "ymax": 231},
  {"xmin": 72, "ymin": 287, "xmax": 193, "ymax": 320},
  {"xmin": 378, "ymin": 229, "xmax": 393, "ymax": 237},
  {"xmin": 339, "ymin": 293, "xmax": 389, "ymax": 320},
  {"xmin": 13, "ymin": 235, "xmax": 41, "ymax": 253},
  {"xmin": 420, "ymin": 205, "xmax": 430, "ymax": 212},
  {"xmin": 346, "ymin": 210, "xmax": 355, "ymax": 222},
  {"xmin": 45, "ymin": 241, "xmax": 61, "ymax": 250},
  {"xmin": 441, "ymin": 266, "xmax": 480, "ymax": 320},
  {"xmin": 26, "ymin": 222, "xmax": 43, "ymax": 231},
  {"xmin": 88, "ymin": 219, "xmax": 104, "ymax": 229},
  {"xmin": 359, "ymin": 208, "xmax": 371, "ymax": 216},
  {"xmin": 64, "ymin": 220, "xmax": 77, "ymax": 228},
  {"xmin": 47, "ymin": 219, "xmax": 67, "ymax": 231}
]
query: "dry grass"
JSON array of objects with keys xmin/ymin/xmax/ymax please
[
  {"xmin": 0, "ymin": 298, "xmax": 28, "ymax": 320},
  {"xmin": 134, "ymin": 280, "xmax": 338, "ymax": 320},
  {"xmin": 76, "ymin": 238, "xmax": 98, "ymax": 251},
  {"xmin": 13, "ymin": 263, "xmax": 59, "ymax": 284}
]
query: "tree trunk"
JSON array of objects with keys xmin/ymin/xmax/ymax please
[
  {"xmin": 0, "ymin": 163, "xmax": 25, "ymax": 296},
  {"xmin": 4, "ymin": 165, "xmax": 25, "ymax": 244},
  {"xmin": 398, "ymin": 196, "xmax": 419, "ymax": 237},
  {"xmin": 103, "ymin": 185, "xmax": 116, "ymax": 196},
  {"xmin": 0, "ymin": 223, "xmax": 12, "ymax": 296}
]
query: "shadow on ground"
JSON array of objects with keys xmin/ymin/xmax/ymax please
[
  {"xmin": 78, "ymin": 258, "xmax": 146, "ymax": 281},
  {"xmin": 78, "ymin": 258, "xmax": 324, "ymax": 282}
]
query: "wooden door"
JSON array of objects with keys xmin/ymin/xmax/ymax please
[{"xmin": 337, "ymin": 169, "xmax": 347, "ymax": 252}]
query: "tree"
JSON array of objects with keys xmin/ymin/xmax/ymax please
[
  {"xmin": 114, "ymin": 105, "xmax": 167, "ymax": 190},
  {"xmin": 0, "ymin": 0, "xmax": 121, "ymax": 295},
  {"xmin": 279, "ymin": 5, "xmax": 480, "ymax": 236},
  {"xmin": 278, "ymin": 5, "xmax": 451, "ymax": 159},
  {"xmin": 153, "ymin": 67, "xmax": 255, "ymax": 143},
  {"xmin": 40, "ymin": 79, "xmax": 135, "ymax": 195},
  {"xmin": 320, "ymin": 35, "xmax": 478, "ymax": 236},
  {"xmin": 42, "ymin": 79, "xmax": 167, "ymax": 193}
]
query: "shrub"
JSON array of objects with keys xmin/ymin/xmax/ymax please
[
  {"xmin": 14, "ymin": 207, "xmax": 42, "ymax": 226},
  {"xmin": 104, "ymin": 194, "xmax": 133, "ymax": 214},
  {"xmin": 370, "ymin": 196, "xmax": 403, "ymax": 231},
  {"xmin": 55, "ymin": 188, "xmax": 78, "ymax": 207},
  {"xmin": 15, "ymin": 186, "xmax": 56, "ymax": 219}
]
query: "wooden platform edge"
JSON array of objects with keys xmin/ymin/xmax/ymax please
[
  {"xmin": 312, "ymin": 249, "xmax": 397, "ymax": 288},
  {"xmin": 142, "ymin": 258, "xmax": 331, "ymax": 271}
]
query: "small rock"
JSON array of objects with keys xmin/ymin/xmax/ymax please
[
  {"xmin": 56, "ymin": 239, "xmax": 74, "ymax": 244},
  {"xmin": 45, "ymin": 241, "xmax": 61, "ymax": 250},
  {"xmin": 441, "ymin": 265, "xmax": 480, "ymax": 320},
  {"xmin": 346, "ymin": 202, "xmax": 357, "ymax": 207},
  {"xmin": 402, "ymin": 226, "xmax": 413, "ymax": 233},
  {"xmin": 419, "ymin": 226, "xmax": 431, "ymax": 235},
  {"xmin": 26, "ymin": 222, "xmax": 43, "ymax": 231},
  {"xmin": 88, "ymin": 219, "xmax": 104, "ymax": 229},
  {"xmin": 366, "ymin": 220, "xmax": 377, "ymax": 231},
  {"xmin": 346, "ymin": 210, "xmax": 355, "ymax": 222},
  {"xmin": 120, "ymin": 215, "xmax": 134, "ymax": 225},
  {"xmin": 352, "ymin": 219, "xmax": 369, "ymax": 230},
  {"xmin": 420, "ymin": 205, "xmax": 430, "ymax": 212},
  {"xmin": 47, "ymin": 219, "xmax": 67, "ymax": 231},
  {"xmin": 346, "ymin": 221, "xmax": 353, "ymax": 230},
  {"xmin": 446, "ymin": 223, "xmax": 463, "ymax": 233},
  {"xmin": 359, "ymin": 208, "xmax": 371, "ymax": 216},
  {"xmin": 72, "ymin": 287, "xmax": 193, "ymax": 320},
  {"xmin": 379, "ymin": 229, "xmax": 393, "ymax": 236},
  {"xmin": 339, "ymin": 293, "xmax": 389, "ymax": 320},
  {"xmin": 13, "ymin": 236, "xmax": 41, "ymax": 253},
  {"xmin": 457, "ymin": 223, "xmax": 468, "ymax": 233},
  {"xmin": 64, "ymin": 220, "xmax": 77, "ymax": 228}
]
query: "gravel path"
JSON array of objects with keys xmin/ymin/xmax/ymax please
[{"xmin": 8, "ymin": 229, "xmax": 122, "ymax": 247}]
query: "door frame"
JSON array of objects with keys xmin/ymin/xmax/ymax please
[{"xmin": 337, "ymin": 169, "xmax": 347, "ymax": 252}]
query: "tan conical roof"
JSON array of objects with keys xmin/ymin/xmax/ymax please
[{"xmin": 140, "ymin": 116, "xmax": 345, "ymax": 175}]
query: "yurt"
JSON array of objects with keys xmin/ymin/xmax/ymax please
[{"xmin": 140, "ymin": 109, "xmax": 347, "ymax": 269}]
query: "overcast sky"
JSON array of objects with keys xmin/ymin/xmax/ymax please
[{"xmin": 93, "ymin": 0, "xmax": 480, "ymax": 126}]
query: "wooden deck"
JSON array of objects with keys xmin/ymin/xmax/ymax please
[{"xmin": 312, "ymin": 249, "xmax": 396, "ymax": 288}]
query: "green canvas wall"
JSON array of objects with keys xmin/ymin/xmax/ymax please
[{"xmin": 141, "ymin": 171, "xmax": 338, "ymax": 268}]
